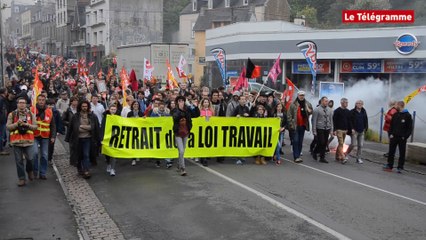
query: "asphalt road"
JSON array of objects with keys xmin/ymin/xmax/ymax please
[
  {"xmin": 86, "ymin": 146, "xmax": 426, "ymax": 240},
  {"xmin": 0, "ymin": 146, "xmax": 79, "ymax": 240}
]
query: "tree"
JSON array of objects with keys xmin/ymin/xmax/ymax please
[
  {"xmin": 349, "ymin": 0, "xmax": 391, "ymax": 10},
  {"xmin": 297, "ymin": 5, "xmax": 319, "ymax": 27},
  {"xmin": 163, "ymin": 0, "xmax": 191, "ymax": 42}
]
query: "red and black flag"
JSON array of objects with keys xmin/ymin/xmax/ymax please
[{"xmin": 245, "ymin": 58, "xmax": 261, "ymax": 79}]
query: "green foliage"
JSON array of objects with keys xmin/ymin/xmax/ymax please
[
  {"xmin": 163, "ymin": 0, "xmax": 191, "ymax": 42},
  {"xmin": 297, "ymin": 5, "xmax": 318, "ymax": 27},
  {"xmin": 365, "ymin": 129, "xmax": 380, "ymax": 142},
  {"xmin": 349, "ymin": 0, "xmax": 391, "ymax": 10}
]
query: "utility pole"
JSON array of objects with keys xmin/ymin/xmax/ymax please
[{"xmin": 0, "ymin": 1, "xmax": 4, "ymax": 87}]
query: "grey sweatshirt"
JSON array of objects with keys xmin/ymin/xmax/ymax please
[{"xmin": 312, "ymin": 105, "xmax": 334, "ymax": 134}]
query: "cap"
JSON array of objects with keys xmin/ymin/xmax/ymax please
[
  {"xmin": 20, "ymin": 85, "xmax": 28, "ymax": 91},
  {"xmin": 298, "ymin": 91, "xmax": 306, "ymax": 96},
  {"xmin": 232, "ymin": 91, "xmax": 241, "ymax": 97}
]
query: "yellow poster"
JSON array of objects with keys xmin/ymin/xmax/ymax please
[{"xmin": 101, "ymin": 115, "xmax": 280, "ymax": 159}]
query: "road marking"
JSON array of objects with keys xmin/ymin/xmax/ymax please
[
  {"xmin": 283, "ymin": 158, "xmax": 426, "ymax": 207},
  {"xmin": 191, "ymin": 160, "xmax": 351, "ymax": 240}
]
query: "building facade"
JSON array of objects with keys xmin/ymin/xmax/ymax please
[
  {"xmin": 205, "ymin": 21, "xmax": 426, "ymax": 94},
  {"xmin": 179, "ymin": 0, "xmax": 291, "ymax": 86}
]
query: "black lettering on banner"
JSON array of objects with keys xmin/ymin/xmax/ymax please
[
  {"xmin": 205, "ymin": 126, "xmax": 213, "ymax": 148},
  {"xmin": 229, "ymin": 126, "xmax": 237, "ymax": 147},
  {"xmin": 188, "ymin": 133, "xmax": 194, "ymax": 147},
  {"xmin": 149, "ymin": 127, "xmax": 154, "ymax": 149},
  {"xmin": 254, "ymin": 126, "xmax": 262, "ymax": 147},
  {"xmin": 109, "ymin": 125, "xmax": 120, "ymax": 148},
  {"xmin": 267, "ymin": 127, "xmax": 273, "ymax": 147},
  {"xmin": 119, "ymin": 126, "xmax": 126, "ymax": 148},
  {"xmin": 262, "ymin": 127, "xmax": 267, "ymax": 149},
  {"xmin": 132, "ymin": 127, "xmax": 140, "ymax": 149},
  {"xmin": 238, "ymin": 126, "xmax": 246, "ymax": 147},
  {"xmin": 222, "ymin": 126, "xmax": 229, "ymax": 147},
  {"xmin": 246, "ymin": 126, "xmax": 254, "ymax": 147},
  {"xmin": 141, "ymin": 127, "xmax": 149, "ymax": 149},
  {"xmin": 198, "ymin": 126, "xmax": 204, "ymax": 148},
  {"xmin": 213, "ymin": 126, "xmax": 218, "ymax": 148},
  {"xmin": 165, "ymin": 130, "xmax": 173, "ymax": 148},
  {"xmin": 125, "ymin": 126, "xmax": 132, "ymax": 149},
  {"xmin": 154, "ymin": 127, "xmax": 162, "ymax": 149}
]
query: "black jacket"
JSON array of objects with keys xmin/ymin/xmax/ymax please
[
  {"xmin": 233, "ymin": 105, "xmax": 250, "ymax": 116},
  {"xmin": 350, "ymin": 108, "xmax": 368, "ymax": 133},
  {"xmin": 172, "ymin": 106, "xmax": 200, "ymax": 135},
  {"xmin": 333, "ymin": 107, "xmax": 352, "ymax": 131},
  {"xmin": 65, "ymin": 112, "xmax": 101, "ymax": 165},
  {"xmin": 389, "ymin": 110, "xmax": 413, "ymax": 139}
]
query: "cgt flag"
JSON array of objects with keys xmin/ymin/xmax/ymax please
[
  {"xmin": 246, "ymin": 58, "xmax": 261, "ymax": 79},
  {"xmin": 282, "ymin": 78, "xmax": 296, "ymax": 110},
  {"xmin": 404, "ymin": 85, "xmax": 426, "ymax": 104},
  {"xmin": 143, "ymin": 58, "xmax": 154, "ymax": 81},
  {"xmin": 176, "ymin": 55, "xmax": 187, "ymax": 78},
  {"xmin": 296, "ymin": 41, "xmax": 317, "ymax": 95},
  {"xmin": 210, "ymin": 48, "xmax": 227, "ymax": 86}
]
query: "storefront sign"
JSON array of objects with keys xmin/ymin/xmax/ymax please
[
  {"xmin": 384, "ymin": 60, "xmax": 426, "ymax": 73},
  {"xmin": 394, "ymin": 33, "xmax": 420, "ymax": 55},
  {"xmin": 227, "ymin": 71, "xmax": 238, "ymax": 77},
  {"xmin": 292, "ymin": 60, "xmax": 331, "ymax": 74},
  {"xmin": 341, "ymin": 60, "xmax": 382, "ymax": 73}
]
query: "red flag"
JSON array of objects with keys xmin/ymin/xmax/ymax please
[
  {"xmin": 112, "ymin": 56, "xmax": 117, "ymax": 65},
  {"xmin": 234, "ymin": 68, "xmax": 248, "ymax": 91},
  {"xmin": 282, "ymin": 78, "xmax": 295, "ymax": 110},
  {"xmin": 129, "ymin": 69, "xmax": 139, "ymax": 92},
  {"xmin": 88, "ymin": 61, "xmax": 95, "ymax": 68},
  {"xmin": 268, "ymin": 54, "xmax": 282, "ymax": 84}
]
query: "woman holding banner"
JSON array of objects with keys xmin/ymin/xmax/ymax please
[
  {"xmin": 173, "ymin": 96, "xmax": 200, "ymax": 176},
  {"xmin": 273, "ymin": 102, "xmax": 287, "ymax": 165},
  {"xmin": 199, "ymin": 98, "xmax": 214, "ymax": 167}
]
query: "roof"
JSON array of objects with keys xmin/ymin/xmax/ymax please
[
  {"xmin": 181, "ymin": 0, "xmax": 268, "ymax": 15},
  {"xmin": 193, "ymin": 7, "xmax": 253, "ymax": 31}
]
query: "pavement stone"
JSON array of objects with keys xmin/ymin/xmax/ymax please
[{"xmin": 52, "ymin": 138, "xmax": 126, "ymax": 240}]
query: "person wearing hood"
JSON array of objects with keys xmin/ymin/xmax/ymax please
[
  {"xmin": 346, "ymin": 100, "xmax": 368, "ymax": 164},
  {"xmin": 383, "ymin": 101, "xmax": 413, "ymax": 173},
  {"xmin": 225, "ymin": 91, "xmax": 240, "ymax": 117},
  {"xmin": 30, "ymin": 94, "xmax": 56, "ymax": 179}
]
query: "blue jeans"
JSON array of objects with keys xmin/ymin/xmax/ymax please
[
  {"xmin": 79, "ymin": 138, "xmax": 91, "ymax": 172},
  {"xmin": 0, "ymin": 123, "xmax": 6, "ymax": 152},
  {"xmin": 275, "ymin": 132, "xmax": 284, "ymax": 160},
  {"xmin": 292, "ymin": 126, "xmax": 306, "ymax": 160},
  {"xmin": 33, "ymin": 138, "xmax": 49, "ymax": 177},
  {"xmin": 13, "ymin": 146, "xmax": 35, "ymax": 180}
]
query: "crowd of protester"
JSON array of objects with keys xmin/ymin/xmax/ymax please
[{"xmin": 0, "ymin": 48, "xmax": 413, "ymax": 186}]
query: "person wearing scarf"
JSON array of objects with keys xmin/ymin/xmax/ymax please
[{"xmin": 287, "ymin": 91, "xmax": 313, "ymax": 163}]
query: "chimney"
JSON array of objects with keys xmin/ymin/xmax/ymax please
[{"xmin": 200, "ymin": 7, "xmax": 206, "ymax": 16}]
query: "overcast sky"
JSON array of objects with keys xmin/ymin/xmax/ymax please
[{"xmin": 2, "ymin": 0, "xmax": 35, "ymax": 21}]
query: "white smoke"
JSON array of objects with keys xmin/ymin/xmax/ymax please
[{"xmin": 341, "ymin": 77, "xmax": 426, "ymax": 143}]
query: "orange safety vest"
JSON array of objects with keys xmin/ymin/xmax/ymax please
[
  {"xmin": 30, "ymin": 106, "xmax": 53, "ymax": 138},
  {"xmin": 10, "ymin": 111, "xmax": 35, "ymax": 145}
]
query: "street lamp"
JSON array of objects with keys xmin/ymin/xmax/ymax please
[{"xmin": 0, "ymin": 1, "xmax": 8, "ymax": 88}]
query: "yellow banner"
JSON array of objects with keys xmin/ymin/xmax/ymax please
[{"xmin": 101, "ymin": 115, "xmax": 280, "ymax": 158}]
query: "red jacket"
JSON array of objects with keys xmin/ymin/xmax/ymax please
[{"xmin": 383, "ymin": 107, "xmax": 397, "ymax": 132}]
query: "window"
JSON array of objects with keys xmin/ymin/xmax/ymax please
[
  {"xmin": 243, "ymin": 0, "xmax": 249, "ymax": 6},
  {"xmin": 87, "ymin": 33, "xmax": 90, "ymax": 44},
  {"xmin": 86, "ymin": 14, "xmax": 90, "ymax": 25},
  {"xmin": 14, "ymin": 6, "xmax": 19, "ymax": 13},
  {"xmin": 192, "ymin": 0, "xmax": 197, "ymax": 12},
  {"xmin": 99, "ymin": 9, "xmax": 103, "ymax": 22},
  {"xmin": 94, "ymin": 32, "xmax": 97, "ymax": 45},
  {"xmin": 225, "ymin": 0, "xmax": 230, "ymax": 8},
  {"xmin": 99, "ymin": 31, "xmax": 103, "ymax": 44},
  {"xmin": 94, "ymin": 11, "xmax": 97, "ymax": 24},
  {"xmin": 191, "ymin": 22, "xmax": 195, "ymax": 39},
  {"xmin": 208, "ymin": 0, "xmax": 213, "ymax": 9}
]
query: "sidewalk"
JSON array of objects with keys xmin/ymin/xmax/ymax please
[{"xmin": 0, "ymin": 145, "xmax": 79, "ymax": 239}]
